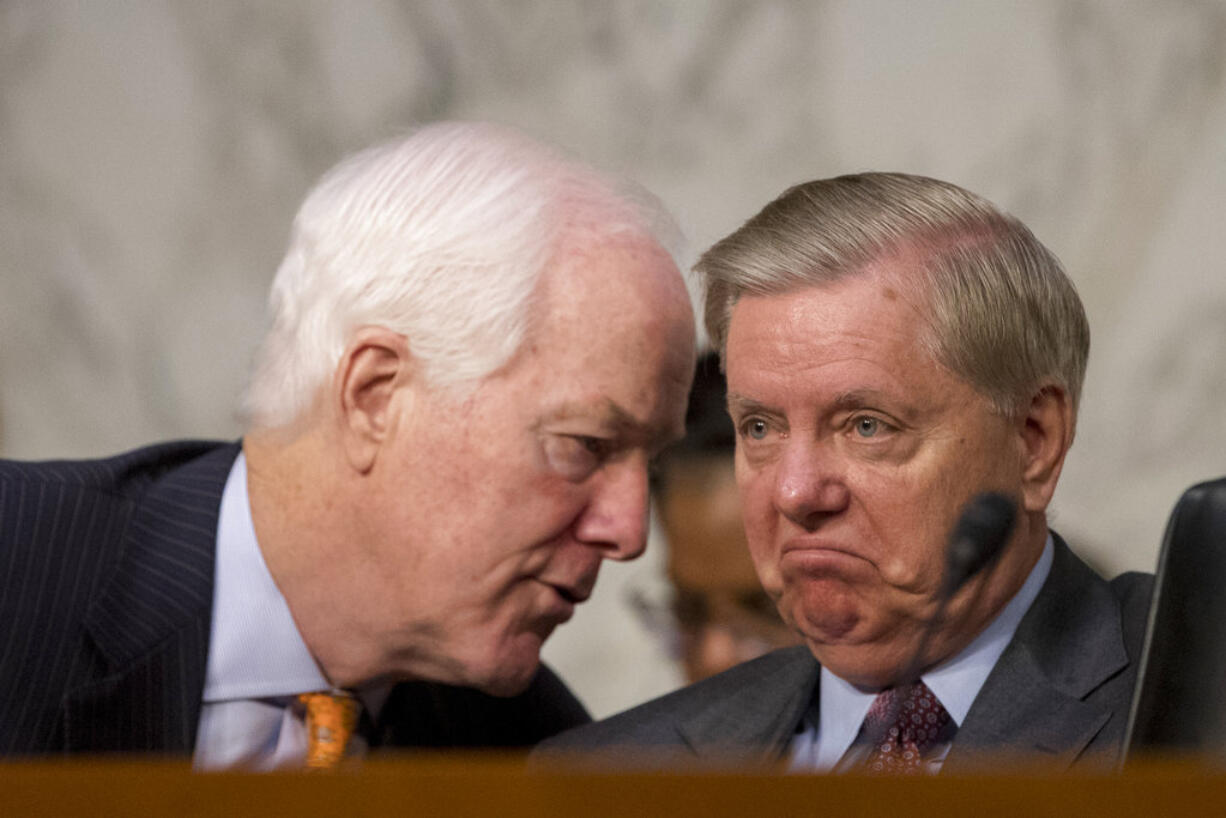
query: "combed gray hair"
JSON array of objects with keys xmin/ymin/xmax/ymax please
[
  {"xmin": 241, "ymin": 121, "xmax": 682, "ymax": 429},
  {"xmin": 697, "ymin": 172, "xmax": 1090, "ymax": 417}
]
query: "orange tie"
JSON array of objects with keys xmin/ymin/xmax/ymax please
[{"xmin": 298, "ymin": 691, "xmax": 361, "ymax": 769}]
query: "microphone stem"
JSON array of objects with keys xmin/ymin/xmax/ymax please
[{"xmin": 873, "ymin": 592, "xmax": 956, "ymax": 748}]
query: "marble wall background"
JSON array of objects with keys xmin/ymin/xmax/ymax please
[{"xmin": 3, "ymin": 0, "xmax": 1224, "ymax": 718}]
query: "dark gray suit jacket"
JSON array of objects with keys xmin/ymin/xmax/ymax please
[
  {"xmin": 0, "ymin": 440, "xmax": 588, "ymax": 756},
  {"xmin": 541, "ymin": 537, "xmax": 1152, "ymax": 771}
]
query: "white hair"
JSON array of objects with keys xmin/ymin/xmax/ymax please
[{"xmin": 241, "ymin": 121, "xmax": 682, "ymax": 429}]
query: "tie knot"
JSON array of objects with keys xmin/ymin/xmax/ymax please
[
  {"xmin": 298, "ymin": 691, "xmax": 361, "ymax": 769},
  {"xmin": 861, "ymin": 681, "xmax": 952, "ymax": 773}
]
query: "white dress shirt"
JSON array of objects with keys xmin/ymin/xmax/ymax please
[
  {"xmin": 193, "ymin": 451, "xmax": 374, "ymax": 770},
  {"xmin": 788, "ymin": 535, "xmax": 1055, "ymax": 772}
]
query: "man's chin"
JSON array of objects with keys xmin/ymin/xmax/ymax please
[
  {"xmin": 786, "ymin": 588, "xmax": 863, "ymax": 642},
  {"xmin": 465, "ymin": 640, "xmax": 544, "ymax": 697},
  {"xmin": 787, "ymin": 601, "xmax": 911, "ymax": 689}
]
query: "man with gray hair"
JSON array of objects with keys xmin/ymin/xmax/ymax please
[
  {"xmin": 0, "ymin": 122, "xmax": 696, "ymax": 767},
  {"xmin": 542, "ymin": 173, "xmax": 1152, "ymax": 771}
]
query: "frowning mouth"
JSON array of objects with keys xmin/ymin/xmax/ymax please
[
  {"xmin": 779, "ymin": 540, "xmax": 872, "ymax": 575},
  {"xmin": 781, "ymin": 538, "xmax": 864, "ymax": 559}
]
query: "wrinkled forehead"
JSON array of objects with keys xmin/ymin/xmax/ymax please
[
  {"xmin": 481, "ymin": 237, "xmax": 696, "ymax": 439},
  {"xmin": 724, "ymin": 262, "xmax": 938, "ymax": 349},
  {"xmin": 721, "ymin": 271, "xmax": 960, "ymax": 409}
]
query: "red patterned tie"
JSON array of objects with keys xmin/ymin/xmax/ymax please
[{"xmin": 861, "ymin": 681, "xmax": 952, "ymax": 774}]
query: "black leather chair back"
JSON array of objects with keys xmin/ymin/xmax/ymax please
[{"xmin": 1126, "ymin": 476, "xmax": 1226, "ymax": 758}]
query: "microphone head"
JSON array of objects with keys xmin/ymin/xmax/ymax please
[{"xmin": 942, "ymin": 492, "xmax": 1017, "ymax": 597}]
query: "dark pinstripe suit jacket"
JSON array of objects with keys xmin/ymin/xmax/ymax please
[{"xmin": 0, "ymin": 441, "xmax": 588, "ymax": 756}]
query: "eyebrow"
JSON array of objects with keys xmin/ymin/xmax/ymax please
[
  {"xmin": 726, "ymin": 393, "xmax": 774, "ymax": 418},
  {"xmin": 831, "ymin": 389, "xmax": 922, "ymax": 423},
  {"xmin": 830, "ymin": 389, "xmax": 884, "ymax": 412},
  {"xmin": 728, "ymin": 389, "xmax": 920, "ymax": 423}
]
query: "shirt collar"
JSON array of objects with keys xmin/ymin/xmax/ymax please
[
  {"xmin": 201, "ymin": 450, "xmax": 329, "ymax": 703},
  {"xmin": 816, "ymin": 533, "xmax": 1054, "ymax": 760}
]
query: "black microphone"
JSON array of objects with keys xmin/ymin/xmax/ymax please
[
  {"xmin": 861, "ymin": 493, "xmax": 1018, "ymax": 763},
  {"xmin": 940, "ymin": 492, "xmax": 1017, "ymax": 600}
]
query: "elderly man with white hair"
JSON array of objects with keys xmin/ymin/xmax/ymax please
[{"xmin": 0, "ymin": 122, "xmax": 696, "ymax": 768}]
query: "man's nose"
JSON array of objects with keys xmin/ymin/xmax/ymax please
[
  {"xmin": 773, "ymin": 439, "xmax": 850, "ymax": 529},
  {"xmin": 573, "ymin": 456, "xmax": 650, "ymax": 560}
]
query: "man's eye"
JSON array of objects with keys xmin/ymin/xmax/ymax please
[
  {"xmin": 743, "ymin": 419, "xmax": 769, "ymax": 440},
  {"xmin": 543, "ymin": 435, "xmax": 608, "ymax": 480},
  {"xmin": 853, "ymin": 416, "xmax": 893, "ymax": 438}
]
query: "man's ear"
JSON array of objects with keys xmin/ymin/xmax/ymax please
[
  {"xmin": 1017, "ymin": 382, "xmax": 1075, "ymax": 513},
  {"xmin": 334, "ymin": 326, "xmax": 411, "ymax": 474}
]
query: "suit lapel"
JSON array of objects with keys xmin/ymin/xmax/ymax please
[
  {"xmin": 945, "ymin": 536, "xmax": 1129, "ymax": 771},
  {"xmin": 676, "ymin": 646, "xmax": 819, "ymax": 761},
  {"xmin": 63, "ymin": 442, "xmax": 239, "ymax": 753}
]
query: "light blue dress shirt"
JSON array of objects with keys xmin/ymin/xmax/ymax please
[
  {"xmin": 788, "ymin": 535, "xmax": 1055, "ymax": 772},
  {"xmin": 193, "ymin": 451, "xmax": 335, "ymax": 770}
]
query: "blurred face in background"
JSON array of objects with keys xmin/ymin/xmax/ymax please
[{"xmin": 658, "ymin": 455, "xmax": 800, "ymax": 682}]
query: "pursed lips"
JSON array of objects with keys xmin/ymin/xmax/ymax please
[{"xmin": 780, "ymin": 538, "xmax": 872, "ymax": 568}]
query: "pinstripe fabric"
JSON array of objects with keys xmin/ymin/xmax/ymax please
[
  {"xmin": 0, "ymin": 441, "xmax": 237, "ymax": 755},
  {"xmin": 0, "ymin": 439, "xmax": 592, "ymax": 758}
]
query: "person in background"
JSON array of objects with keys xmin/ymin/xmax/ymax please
[
  {"xmin": 0, "ymin": 122, "xmax": 696, "ymax": 767},
  {"xmin": 652, "ymin": 352, "xmax": 799, "ymax": 683}
]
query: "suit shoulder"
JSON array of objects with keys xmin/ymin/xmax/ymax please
[
  {"xmin": 0, "ymin": 440, "xmax": 231, "ymax": 499},
  {"xmin": 1110, "ymin": 570, "xmax": 1154, "ymax": 607},
  {"xmin": 0, "ymin": 439, "xmax": 236, "ymax": 622},
  {"xmin": 539, "ymin": 646, "xmax": 815, "ymax": 752},
  {"xmin": 1110, "ymin": 569, "xmax": 1155, "ymax": 652}
]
